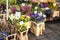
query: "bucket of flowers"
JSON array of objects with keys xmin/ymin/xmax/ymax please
[
  {"xmin": 8, "ymin": 15, "xmax": 30, "ymax": 40},
  {"xmin": 30, "ymin": 11, "xmax": 46, "ymax": 36}
]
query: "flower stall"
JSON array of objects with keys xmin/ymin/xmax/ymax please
[{"xmin": 2, "ymin": 0, "xmax": 60, "ymax": 40}]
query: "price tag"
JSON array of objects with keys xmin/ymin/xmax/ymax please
[
  {"xmin": 15, "ymin": 12, "xmax": 21, "ymax": 19},
  {"xmin": 15, "ymin": 12, "xmax": 21, "ymax": 17}
]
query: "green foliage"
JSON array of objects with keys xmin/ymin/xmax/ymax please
[
  {"xmin": 0, "ymin": 0, "xmax": 6, "ymax": 4},
  {"xmin": 18, "ymin": 23, "xmax": 27, "ymax": 32},
  {"xmin": 32, "ymin": 6, "xmax": 42, "ymax": 12},
  {"xmin": 8, "ymin": 0, "xmax": 17, "ymax": 6},
  {"xmin": 48, "ymin": 2, "xmax": 58, "ymax": 11}
]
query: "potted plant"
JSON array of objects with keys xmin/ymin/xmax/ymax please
[
  {"xmin": 30, "ymin": 11, "xmax": 46, "ymax": 36},
  {"xmin": 8, "ymin": 15, "xmax": 30, "ymax": 40}
]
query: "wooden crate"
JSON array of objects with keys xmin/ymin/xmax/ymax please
[
  {"xmin": 52, "ymin": 11, "xmax": 59, "ymax": 17},
  {"xmin": 0, "ymin": 14, "xmax": 6, "ymax": 21},
  {"xmin": 17, "ymin": 30, "xmax": 28, "ymax": 40},
  {"xmin": 6, "ymin": 33, "xmax": 17, "ymax": 40},
  {"xmin": 30, "ymin": 21, "xmax": 45, "ymax": 37}
]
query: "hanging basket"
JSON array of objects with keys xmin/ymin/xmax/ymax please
[{"xmin": 30, "ymin": 21, "xmax": 45, "ymax": 36}]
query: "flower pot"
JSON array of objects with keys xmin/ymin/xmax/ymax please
[
  {"xmin": 17, "ymin": 30, "xmax": 28, "ymax": 40},
  {"xmin": 30, "ymin": 21, "xmax": 45, "ymax": 36}
]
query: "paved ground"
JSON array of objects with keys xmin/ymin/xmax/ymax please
[{"xmin": 28, "ymin": 22, "xmax": 60, "ymax": 40}]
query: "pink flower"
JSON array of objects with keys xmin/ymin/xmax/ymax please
[
  {"xmin": 26, "ymin": 6, "xmax": 31, "ymax": 11},
  {"xmin": 11, "ymin": 6, "xmax": 16, "ymax": 13},
  {"xmin": 20, "ymin": 6, "xmax": 26, "ymax": 12},
  {"xmin": 26, "ymin": 11, "xmax": 31, "ymax": 16}
]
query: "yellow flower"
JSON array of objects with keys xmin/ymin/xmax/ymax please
[
  {"xmin": 26, "ymin": 16, "xmax": 30, "ymax": 18},
  {"xmin": 24, "ymin": 23, "xmax": 28, "ymax": 27}
]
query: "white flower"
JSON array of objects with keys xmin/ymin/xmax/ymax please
[
  {"xmin": 43, "ymin": 15, "xmax": 46, "ymax": 17},
  {"xmin": 35, "ymin": 7, "xmax": 38, "ymax": 9},
  {"xmin": 45, "ymin": 7, "xmax": 49, "ymax": 10},
  {"xmin": 19, "ymin": 21, "xmax": 24, "ymax": 25},
  {"xmin": 38, "ymin": 12, "xmax": 42, "ymax": 16},
  {"xmin": 21, "ymin": 3, "xmax": 25, "ymax": 6},
  {"xmin": 34, "ymin": 11, "xmax": 37, "ymax": 14},
  {"xmin": 9, "ymin": 14, "xmax": 14, "ymax": 21},
  {"xmin": 53, "ymin": 3, "xmax": 56, "ymax": 7}
]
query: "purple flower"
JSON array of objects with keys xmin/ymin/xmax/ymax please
[
  {"xmin": 35, "ymin": 16, "xmax": 43, "ymax": 21},
  {"xmin": 11, "ymin": 6, "xmax": 16, "ymax": 13},
  {"xmin": 30, "ymin": 13, "xmax": 35, "ymax": 18},
  {"xmin": 26, "ymin": 11, "xmax": 31, "ymax": 16},
  {"xmin": 26, "ymin": 6, "xmax": 31, "ymax": 11},
  {"xmin": 30, "ymin": 12, "xmax": 44, "ymax": 21},
  {"xmin": 40, "ymin": 3, "xmax": 48, "ymax": 8},
  {"xmin": 35, "ymin": 13, "xmax": 39, "ymax": 17},
  {"xmin": 21, "ymin": 6, "xmax": 26, "ymax": 12}
]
